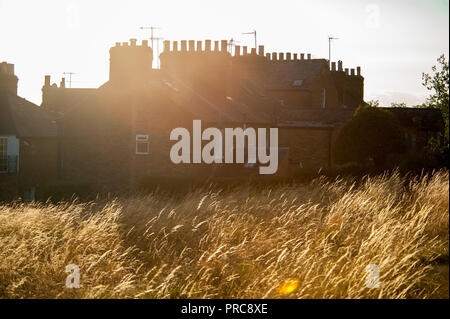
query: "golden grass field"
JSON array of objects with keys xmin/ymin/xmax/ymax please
[{"xmin": 0, "ymin": 170, "xmax": 448, "ymax": 299}]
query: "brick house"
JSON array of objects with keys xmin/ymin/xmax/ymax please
[
  {"xmin": 37, "ymin": 39, "xmax": 443, "ymax": 193},
  {"xmin": 0, "ymin": 62, "xmax": 57, "ymax": 201}
]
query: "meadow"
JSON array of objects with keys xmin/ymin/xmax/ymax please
[{"xmin": 0, "ymin": 170, "xmax": 448, "ymax": 298}]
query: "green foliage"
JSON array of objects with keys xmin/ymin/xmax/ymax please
[
  {"xmin": 390, "ymin": 102, "xmax": 407, "ymax": 108},
  {"xmin": 334, "ymin": 105, "xmax": 405, "ymax": 166},
  {"xmin": 422, "ymin": 54, "xmax": 449, "ymax": 142}
]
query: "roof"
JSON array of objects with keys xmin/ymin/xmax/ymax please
[
  {"xmin": 386, "ymin": 107, "xmax": 445, "ymax": 131},
  {"xmin": 0, "ymin": 91, "xmax": 56, "ymax": 137},
  {"xmin": 278, "ymin": 107, "xmax": 355, "ymax": 125},
  {"xmin": 265, "ymin": 59, "xmax": 328, "ymax": 91}
]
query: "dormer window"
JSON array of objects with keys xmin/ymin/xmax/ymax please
[{"xmin": 292, "ymin": 80, "xmax": 303, "ymax": 87}]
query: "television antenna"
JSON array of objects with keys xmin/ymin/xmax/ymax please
[
  {"xmin": 63, "ymin": 72, "xmax": 77, "ymax": 88},
  {"xmin": 139, "ymin": 26, "xmax": 161, "ymax": 49},
  {"xmin": 242, "ymin": 30, "xmax": 257, "ymax": 49},
  {"xmin": 228, "ymin": 38, "xmax": 240, "ymax": 53},
  {"xmin": 328, "ymin": 36, "xmax": 339, "ymax": 62}
]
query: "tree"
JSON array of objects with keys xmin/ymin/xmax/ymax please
[
  {"xmin": 390, "ymin": 102, "xmax": 407, "ymax": 108},
  {"xmin": 334, "ymin": 105, "xmax": 405, "ymax": 167},
  {"xmin": 422, "ymin": 54, "xmax": 449, "ymax": 142}
]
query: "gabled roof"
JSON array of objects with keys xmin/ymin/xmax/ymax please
[
  {"xmin": 0, "ymin": 91, "xmax": 56, "ymax": 137},
  {"xmin": 265, "ymin": 59, "xmax": 328, "ymax": 91}
]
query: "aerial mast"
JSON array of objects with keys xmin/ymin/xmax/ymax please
[
  {"xmin": 242, "ymin": 30, "xmax": 257, "ymax": 50},
  {"xmin": 328, "ymin": 35, "xmax": 339, "ymax": 62}
]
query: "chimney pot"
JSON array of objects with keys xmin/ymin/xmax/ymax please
[
  {"xmin": 142, "ymin": 40, "xmax": 148, "ymax": 47},
  {"xmin": 115, "ymin": 42, "xmax": 121, "ymax": 47},
  {"xmin": 173, "ymin": 41, "xmax": 178, "ymax": 52},
  {"xmin": 286, "ymin": 53, "xmax": 291, "ymax": 61},
  {"xmin": 251, "ymin": 48, "xmax": 256, "ymax": 55},
  {"xmin": 345, "ymin": 68, "xmax": 349, "ymax": 75},
  {"xmin": 265, "ymin": 53, "xmax": 270, "ymax": 60},
  {"xmin": 197, "ymin": 41, "xmax": 202, "ymax": 51},
  {"xmin": 214, "ymin": 41, "xmax": 219, "ymax": 51},
  {"xmin": 351, "ymin": 68, "xmax": 355, "ymax": 76},
  {"xmin": 188, "ymin": 40, "xmax": 195, "ymax": 51},
  {"xmin": 44, "ymin": 75, "xmax": 51, "ymax": 86},
  {"xmin": 300, "ymin": 53, "xmax": 305, "ymax": 60},
  {"xmin": 235, "ymin": 45, "xmax": 241, "ymax": 56},
  {"xmin": 357, "ymin": 66, "xmax": 361, "ymax": 76},
  {"xmin": 60, "ymin": 78, "xmax": 65, "ymax": 88},
  {"xmin": 205, "ymin": 40, "xmax": 211, "ymax": 51},
  {"xmin": 307, "ymin": 53, "xmax": 311, "ymax": 60},
  {"xmin": 331, "ymin": 62, "xmax": 336, "ymax": 71},
  {"xmin": 130, "ymin": 38, "xmax": 137, "ymax": 46},
  {"xmin": 180, "ymin": 40, "xmax": 187, "ymax": 51},
  {"xmin": 272, "ymin": 52, "xmax": 277, "ymax": 61},
  {"xmin": 258, "ymin": 45, "xmax": 264, "ymax": 56},
  {"xmin": 221, "ymin": 40, "xmax": 228, "ymax": 52},
  {"xmin": 163, "ymin": 40, "xmax": 170, "ymax": 52},
  {"xmin": 338, "ymin": 60, "xmax": 343, "ymax": 71},
  {"xmin": 293, "ymin": 53, "xmax": 298, "ymax": 60},
  {"xmin": 243, "ymin": 46, "xmax": 248, "ymax": 55},
  {"xmin": 279, "ymin": 52, "xmax": 284, "ymax": 61}
]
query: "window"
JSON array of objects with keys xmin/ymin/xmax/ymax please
[
  {"xmin": 136, "ymin": 134, "xmax": 149, "ymax": 155},
  {"xmin": 0, "ymin": 138, "xmax": 7, "ymax": 172}
]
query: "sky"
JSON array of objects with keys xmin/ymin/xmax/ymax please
[{"xmin": 0, "ymin": 0, "xmax": 449, "ymax": 106}]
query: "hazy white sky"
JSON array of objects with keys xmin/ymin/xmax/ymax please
[{"xmin": 0, "ymin": 0, "xmax": 448, "ymax": 106}]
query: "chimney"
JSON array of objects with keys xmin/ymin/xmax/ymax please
[
  {"xmin": 258, "ymin": 45, "xmax": 264, "ymax": 56},
  {"xmin": 251, "ymin": 48, "xmax": 256, "ymax": 55},
  {"xmin": 130, "ymin": 38, "xmax": 137, "ymax": 46},
  {"xmin": 357, "ymin": 66, "xmax": 361, "ymax": 76},
  {"xmin": 293, "ymin": 53, "xmax": 298, "ymax": 60},
  {"xmin": 345, "ymin": 68, "xmax": 349, "ymax": 75},
  {"xmin": 142, "ymin": 40, "xmax": 148, "ymax": 47},
  {"xmin": 109, "ymin": 41, "xmax": 153, "ymax": 83},
  {"xmin": 331, "ymin": 62, "xmax": 336, "ymax": 71},
  {"xmin": 221, "ymin": 40, "xmax": 228, "ymax": 52},
  {"xmin": 351, "ymin": 68, "xmax": 355, "ymax": 76},
  {"xmin": 242, "ymin": 46, "xmax": 248, "ymax": 55},
  {"xmin": 0, "ymin": 62, "xmax": 18, "ymax": 95},
  {"xmin": 307, "ymin": 53, "xmax": 311, "ymax": 60},
  {"xmin": 44, "ymin": 75, "xmax": 51, "ymax": 86},
  {"xmin": 286, "ymin": 53, "xmax": 291, "ymax": 61},
  {"xmin": 115, "ymin": 42, "xmax": 121, "ymax": 47},
  {"xmin": 300, "ymin": 53, "xmax": 305, "ymax": 60},
  {"xmin": 60, "ymin": 78, "xmax": 65, "ymax": 88},
  {"xmin": 279, "ymin": 52, "xmax": 284, "ymax": 61},
  {"xmin": 338, "ymin": 60, "xmax": 343, "ymax": 71},
  {"xmin": 272, "ymin": 52, "xmax": 277, "ymax": 61},
  {"xmin": 180, "ymin": 40, "xmax": 187, "ymax": 51},
  {"xmin": 235, "ymin": 45, "xmax": 241, "ymax": 56},
  {"xmin": 163, "ymin": 40, "xmax": 170, "ymax": 52},
  {"xmin": 205, "ymin": 40, "xmax": 211, "ymax": 51}
]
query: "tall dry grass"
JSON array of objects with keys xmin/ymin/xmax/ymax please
[{"xmin": 0, "ymin": 170, "xmax": 448, "ymax": 299}]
